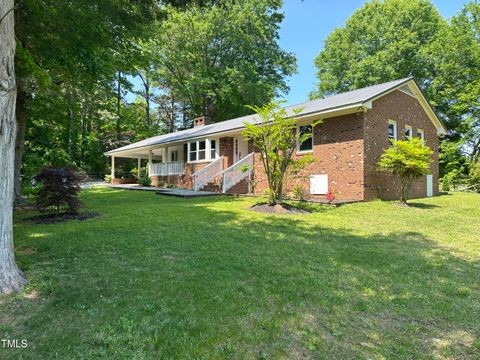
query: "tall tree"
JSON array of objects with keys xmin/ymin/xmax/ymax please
[
  {"xmin": 152, "ymin": 0, "xmax": 297, "ymax": 122},
  {"xmin": 311, "ymin": 0, "xmax": 444, "ymax": 98},
  {"xmin": 0, "ymin": 0, "xmax": 27, "ymax": 293},
  {"xmin": 13, "ymin": 0, "xmax": 163, "ymax": 203},
  {"xmin": 427, "ymin": 1, "xmax": 480, "ymax": 154}
]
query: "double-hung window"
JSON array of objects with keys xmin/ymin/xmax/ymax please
[
  {"xmin": 188, "ymin": 142, "xmax": 197, "ymax": 162},
  {"xmin": 170, "ymin": 150, "xmax": 178, "ymax": 162},
  {"xmin": 405, "ymin": 125, "xmax": 413, "ymax": 138},
  {"xmin": 388, "ymin": 120, "xmax": 397, "ymax": 141},
  {"xmin": 210, "ymin": 139, "xmax": 217, "ymax": 159},
  {"xmin": 417, "ymin": 129, "xmax": 425, "ymax": 140},
  {"xmin": 298, "ymin": 124, "xmax": 313, "ymax": 152},
  {"xmin": 198, "ymin": 140, "xmax": 206, "ymax": 161}
]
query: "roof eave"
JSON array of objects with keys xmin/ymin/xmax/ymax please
[{"xmin": 104, "ymin": 103, "xmax": 368, "ymax": 156}]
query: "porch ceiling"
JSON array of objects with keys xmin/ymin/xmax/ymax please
[{"xmin": 107, "ymin": 144, "xmax": 183, "ymax": 159}]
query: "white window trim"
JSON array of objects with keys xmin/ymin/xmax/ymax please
[
  {"xmin": 388, "ymin": 120, "xmax": 397, "ymax": 141},
  {"xmin": 297, "ymin": 124, "xmax": 314, "ymax": 154},
  {"xmin": 170, "ymin": 150, "xmax": 178, "ymax": 162},
  {"xmin": 187, "ymin": 138, "xmax": 218, "ymax": 164},
  {"xmin": 417, "ymin": 129, "xmax": 425, "ymax": 140},
  {"xmin": 405, "ymin": 125, "xmax": 413, "ymax": 138},
  {"xmin": 209, "ymin": 138, "xmax": 219, "ymax": 160}
]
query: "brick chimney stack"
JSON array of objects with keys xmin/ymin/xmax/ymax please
[{"xmin": 193, "ymin": 116, "xmax": 211, "ymax": 127}]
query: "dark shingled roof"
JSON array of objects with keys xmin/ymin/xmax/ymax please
[{"xmin": 106, "ymin": 77, "xmax": 415, "ymax": 155}]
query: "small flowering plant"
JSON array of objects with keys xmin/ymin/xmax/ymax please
[{"xmin": 325, "ymin": 190, "xmax": 335, "ymax": 203}]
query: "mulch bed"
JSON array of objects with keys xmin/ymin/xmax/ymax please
[
  {"xmin": 250, "ymin": 203, "xmax": 310, "ymax": 214},
  {"xmin": 23, "ymin": 212, "xmax": 99, "ymax": 224}
]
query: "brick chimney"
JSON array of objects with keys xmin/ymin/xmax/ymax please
[{"xmin": 193, "ymin": 116, "xmax": 211, "ymax": 127}]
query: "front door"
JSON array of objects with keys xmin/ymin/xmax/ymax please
[{"xmin": 234, "ymin": 136, "xmax": 248, "ymax": 163}]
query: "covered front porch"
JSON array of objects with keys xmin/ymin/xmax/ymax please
[
  {"xmin": 108, "ymin": 142, "xmax": 185, "ymax": 184},
  {"xmin": 106, "ymin": 135, "xmax": 253, "ymax": 193}
]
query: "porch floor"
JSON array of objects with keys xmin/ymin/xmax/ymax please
[
  {"xmin": 105, "ymin": 183, "xmax": 221, "ymax": 197},
  {"xmin": 156, "ymin": 188, "xmax": 222, "ymax": 198}
]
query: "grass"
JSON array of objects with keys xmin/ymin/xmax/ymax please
[{"xmin": 1, "ymin": 189, "xmax": 479, "ymax": 359}]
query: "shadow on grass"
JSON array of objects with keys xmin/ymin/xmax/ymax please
[
  {"xmin": 407, "ymin": 202, "xmax": 440, "ymax": 209},
  {"xmin": 5, "ymin": 190, "xmax": 479, "ymax": 359}
]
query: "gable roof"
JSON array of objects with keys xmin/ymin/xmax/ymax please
[{"xmin": 106, "ymin": 77, "xmax": 447, "ymax": 156}]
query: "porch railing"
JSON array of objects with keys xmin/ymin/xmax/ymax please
[
  {"xmin": 220, "ymin": 153, "xmax": 254, "ymax": 193},
  {"xmin": 192, "ymin": 156, "xmax": 224, "ymax": 191},
  {"xmin": 149, "ymin": 161, "xmax": 184, "ymax": 176}
]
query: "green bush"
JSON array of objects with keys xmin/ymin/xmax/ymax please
[
  {"xmin": 292, "ymin": 184, "xmax": 306, "ymax": 201},
  {"xmin": 139, "ymin": 176, "xmax": 152, "ymax": 187},
  {"xmin": 469, "ymin": 162, "xmax": 480, "ymax": 191},
  {"xmin": 378, "ymin": 138, "xmax": 433, "ymax": 204}
]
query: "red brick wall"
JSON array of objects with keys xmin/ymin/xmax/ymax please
[
  {"xmin": 252, "ymin": 113, "xmax": 366, "ymax": 201},
  {"xmin": 220, "ymin": 137, "xmax": 234, "ymax": 168},
  {"xmin": 151, "ymin": 175, "xmax": 182, "ymax": 187},
  {"xmin": 148, "ymin": 92, "xmax": 440, "ymax": 201},
  {"xmin": 363, "ymin": 90, "xmax": 440, "ymax": 200}
]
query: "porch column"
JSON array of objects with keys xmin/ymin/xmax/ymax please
[
  {"xmin": 137, "ymin": 158, "xmax": 141, "ymax": 179},
  {"xmin": 111, "ymin": 156, "xmax": 115, "ymax": 180},
  {"xmin": 148, "ymin": 150, "xmax": 152, "ymax": 176},
  {"xmin": 163, "ymin": 147, "xmax": 168, "ymax": 163}
]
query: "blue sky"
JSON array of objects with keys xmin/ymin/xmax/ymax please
[{"xmin": 279, "ymin": 0, "xmax": 469, "ymax": 105}]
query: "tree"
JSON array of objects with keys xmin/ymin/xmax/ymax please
[
  {"xmin": 12, "ymin": 0, "xmax": 185, "ymax": 204},
  {"xmin": 311, "ymin": 0, "xmax": 444, "ymax": 98},
  {"xmin": 151, "ymin": 0, "xmax": 297, "ymax": 122},
  {"xmin": 242, "ymin": 101, "xmax": 318, "ymax": 205},
  {"xmin": 469, "ymin": 161, "xmax": 480, "ymax": 191},
  {"xmin": 33, "ymin": 167, "xmax": 85, "ymax": 215},
  {"xmin": 0, "ymin": 0, "xmax": 27, "ymax": 293},
  {"xmin": 377, "ymin": 138, "xmax": 433, "ymax": 205},
  {"xmin": 427, "ymin": 1, "xmax": 480, "ymax": 151}
]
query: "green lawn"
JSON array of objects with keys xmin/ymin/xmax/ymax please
[{"xmin": 1, "ymin": 189, "xmax": 479, "ymax": 359}]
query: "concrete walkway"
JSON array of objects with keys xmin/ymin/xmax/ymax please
[{"xmin": 104, "ymin": 183, "xmax": 221, "ymax": 197}]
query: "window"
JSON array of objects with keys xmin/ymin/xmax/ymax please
[
  {"xmin": 388, "ymin": 120, "xmax": 397, "ymax": 141},
  {"xmin": 189, "ymin": 142, "xmax": 197, "ymax": 162},
  {"xmin": 405, "ymin": 125, "xmax": 413, "ymax": 138},
  {"xmin": 210, "ymin": 139, "xmax": 217, "ymax": 159},
  {"xmin": 298, "ymin": 124, "xmax": 313, "ymax": 152},
  {"xmin": 417, "ymin": 129, "xmax": 425, "ymax": 140},
  {"xmin": 198, "ymin": 140, "xmax": 206, "ymax": 160},
  {"xmin": 188, "ymin": 139, "xmax": 216, "ymax": 162},
  {"xmin": 170, "ymin": 150, "xmax": 178, "ymax": 162}
]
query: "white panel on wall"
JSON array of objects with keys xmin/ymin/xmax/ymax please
[
  {"xmin": 426, "ymin": 174, "xmax": 433, "ymax": 197},
  {"xmin": 310, "ymin": 175, "xmax": 328, "ymax": 195}
]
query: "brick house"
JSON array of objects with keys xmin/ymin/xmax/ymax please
[{"xmin": 105, "ymin": 77, "xmax": 447, "ymax": 201}]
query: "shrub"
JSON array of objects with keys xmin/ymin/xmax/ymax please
[
  {"xmin": 469, "ymin": 161, "xmax": 480, "ymax": 191},
  {"xmin": 104, "ymin": 174, "xmax": 112, "ymax": 183},
  {"xmin": 292, "ymin": 184, "xmax": 306, "ymax": 201},
  {"xmin": 33, "ymin": 167, "xmax": 85, "ymax": 214},
  {"xmin": 325, "ymin": 191, "xmax": 335, "ymax": 203},
  {"xmin": 139, "ymin": 176, "xmax": 152, "ymax": 187},
  {"xmin": 377, "ymin": 138, "xmax": 433, "ymax": 204}
]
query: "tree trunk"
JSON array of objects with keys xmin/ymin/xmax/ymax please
[
  {"xmin": 169, "ymin": 94, "xmax": 175, "ymax": 133},
  {"xmin": 0, "ymin": 0, "xmax": 27, "ymax": 294},
  {"xmin": 116, "ymin": 71, "xmax": 122, "ymax": 140},
  {"xmin": 145, "ymin": 76, "xmax": 150, "ymax": 129},
  {"xmin": 13, "ymin": 82, "xmax": 27, "ymax": 205}
]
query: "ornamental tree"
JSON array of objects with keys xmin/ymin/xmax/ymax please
[
  {"xmin": 378, "ymin": 138, "xmax": 433, "ymax": 204},
  {"xmin": 33, "ymin": 167, "xmax": 85, "ymax": 214},
  {"xmin": 242, "ymin": 101, "xmax": 319, "ymax": 205}
]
